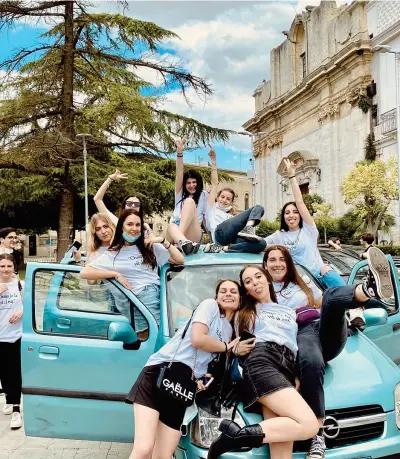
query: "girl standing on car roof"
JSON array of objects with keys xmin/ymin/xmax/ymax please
[
  {"xmin": 126, "ymin": 279, "xmax": 253, "ymax": 459},
  {"xmin": 208, "ymin": 248, "xmax": 394, "ymax": 459},
  {"xmin": 0, "ymin": 253, "xmax": 24, "ymax": 430},
  {"xmin": 166, "ymin": 137, "xmax": 208, "ymax": 255},
  {"xmin": 203, "ymin": 146, "xmax": 266, "ymax": 254},
  {"xmin": 265, "ymin": 159, "xmax": 365, "ymax": 327},
  {"xmin": 80, "ymin": 209, "xmax": 184, "ymax": 334},
  {"xmin": 93, "ymin": 170, "xmax": 151, "ymax": 238}
]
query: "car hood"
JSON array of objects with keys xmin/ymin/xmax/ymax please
[
  {"xmin": 323, "ymin": 332, "xmax": 400, "ymax": 412},
  {"xmin": 244, "ymin": 332, "xmax": 400, "ymax": 425}
]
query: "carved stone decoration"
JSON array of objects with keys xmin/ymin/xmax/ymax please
[
  {"xmin": 317, "ymin": 104, "xmax": 339, "ymax": 124},
  {"xmin": 254, "ymin": 133, "xmax": 283, "ymax": 157},
  {"xmin": 266, "ymin": 134, "xmax": 283, "ymax": 149},
  {"xmin": 346, "ymin": 86, "xmax": 363, "ymax": 106}
]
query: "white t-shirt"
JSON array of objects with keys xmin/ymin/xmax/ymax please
[
  {"xmin": 89, "ymin": 244, "xmax": 170, "ymax": 295},
  {"xmin": 206, "ymin": 203, "xmax": 233, "ymax": 242},
  {"xmin": 170, "ymin": 190, "xmax": 208, "ymax": 225},
  {"xmin": 238, "ymin": 302, "xmax": 298, "ymax": 356},
  {"xmin": 146, "ymin": 298, "xmax": 232, "ymax": 378},
  {"xmin": 87, "ymin": 246, "xmax": 108, "ymax": 263},
  {"xmin": 265, "ymin": 222, "xmax": 324, "ymax": 276},
  {"xmin": 0, "ymin": 280, "xmax": 23, "ymax": 343},
  {"xmin": 273, "ymin": 275, "xmax": 322, "ymax": 311}
]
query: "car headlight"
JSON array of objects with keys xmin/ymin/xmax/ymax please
[
  {"xmin": 190, "ymin": 406, "xmax": 246, "ymax": 448},
  {"xmin": 395, "ymin": 382, "xmax": 400, "ymax": 429}
]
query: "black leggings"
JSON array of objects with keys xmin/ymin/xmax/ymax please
[
  {"xmin": 297, "ymin": 285, "xmax": 363, "ymax": 419},
  {"xmin": 0, "ymin": 338, "xmax": 22, "ymax": 405}
]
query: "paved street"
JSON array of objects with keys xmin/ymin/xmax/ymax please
[{"xmin": 0, "ymin": 395, "xmax": 131, "ymax": 459}]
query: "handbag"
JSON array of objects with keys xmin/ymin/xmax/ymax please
[
  {"xmin": 296, "ymin": 306, "xmax": 320, "ymax": 324},
  {"xmin": 156, "ymin": 312, "xmax": 198, "ymax": 407}
]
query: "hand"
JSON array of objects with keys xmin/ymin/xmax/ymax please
[
  {"xmin": 283, "ymin": 158, "xmax": 296, "ymax": 177},
  {"xmin": 0, "ymin": 284, "xmax": 8, "ymax": 294},
  {"xmin": 174, "ymin": 136, "xmax": 188, "ymax": 154},
  {"xmin": 208, "ymin": 145, "xmax": 216, "ymax": 163},
  {"xmin": 234, "ymin": 338, "xmax": 256, "ymax": 356},
  {"xmin": 9, "ymin": 310, "xmax": 23, "ymax": 324},
  {"xmin": 144, "ymin": 236, "xmax": 163, "ymax": 249},
  {"xmin": 115, "ymin": 274, "xmax": 131, "ymax": 290},
  {"xmin": 227, "ymin": 337, "xmax": 240, "ymax": 352},
  {"xmin": 109, "ymin": 169, "xmax": 128, "ymax": 181},
  {"xmin": 196, "ymin": 373, "xmax": 212, "ymax": 392},
  {"xmin": 72, "ymin": 249, "xmax": 82, "ymax": 262}
]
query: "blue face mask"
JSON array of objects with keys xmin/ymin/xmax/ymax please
[{"xmin": 122, "ymin": 232, "xmax": 140, "ymax": 243}]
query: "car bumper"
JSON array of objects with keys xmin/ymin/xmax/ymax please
[{"xmin": 176, "ymin": 411, "xmax": 400, "ymax": 459}]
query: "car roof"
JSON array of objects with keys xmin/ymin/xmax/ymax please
[{"xmin": 181, "ymin": 251, "xmax": 264, "ymax": 266}]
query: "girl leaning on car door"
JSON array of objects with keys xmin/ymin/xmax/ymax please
[
  {"xmin": 125, "ymin": 279, "xmax": 254, "ymax": 459},
  {"xmin": 0, "ymin": 253, "xmax": 24, "ymax": 430}
]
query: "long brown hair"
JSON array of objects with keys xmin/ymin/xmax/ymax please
[
  {"xmin": 216, "ymin": 188, "xmax": 237, "ymax": 215},
  {"xmin": 237, "ymin": 265, "xmax": 277, "ymax": 336},
  {"xmin": 263, "ymin": 245, "xmax": 315, "ymax": 307}
]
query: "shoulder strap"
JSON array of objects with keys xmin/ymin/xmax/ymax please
[{"xmin": 18, "ymin": 280, "xmax": 22, "ymax": 292}]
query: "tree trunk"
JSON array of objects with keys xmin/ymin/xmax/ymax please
[{"xmin": 57, "ymin": 1, "xmax": 76, "ymax": 260}]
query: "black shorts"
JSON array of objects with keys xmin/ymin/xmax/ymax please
[
  {"xmin": 126, "ymin": 363, "xmax": 188, "ymax": 431},
  {"xmin": 241, "ymin": 341, "xmax": 296, "ymax": 411}
]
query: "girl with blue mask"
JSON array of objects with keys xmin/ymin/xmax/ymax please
[{"xmin": 81, "ymin": 209, "xmax": 184, "ymax": 338}]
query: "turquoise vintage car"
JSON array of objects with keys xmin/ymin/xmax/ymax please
[{"xmin": 22, "ymin": 252, "xmax": 400, "ymax": 458}]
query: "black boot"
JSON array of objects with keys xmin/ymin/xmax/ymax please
[{"xmin": 207, "ymin": 419, "xmax": 265, "ymax": 459}]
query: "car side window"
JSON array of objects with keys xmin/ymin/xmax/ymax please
[
  {"xmin": 350, "ymin": 265, "xmax": 398, "ymax": 315},
  {"xmin": 34, "ymin": 270, "xmax": 148, "ymax": 339}
]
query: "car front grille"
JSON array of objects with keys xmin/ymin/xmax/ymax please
[{"xmin": 294, "ymin": 405, "xmax": 385, "ymax": 452}]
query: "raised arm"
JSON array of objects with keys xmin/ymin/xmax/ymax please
[
  {"xmin": 94, "ymin": 169, "xmax": 128, "ymax": 214},
  {"xmin": 208, "ymin": 145, "xmax": 218, "ymax": 207},
  {"xmin": 284, "ymin": 158, "xmax": 315, "ymax": 227},
  {"xmin": 174, "ymin": 137, "xmax": 187, "ymax": 194}
]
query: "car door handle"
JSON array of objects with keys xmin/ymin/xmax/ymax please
[
  {"xmin": 393, "ymin": 323, "xmax": 400, "ymax": 332},
  {"xmin": 56, "ymin": 318, "xmax": 71, "ymax": 328},
  {"xmin": 39, "ymin": 346, "xmax": 59, "ymax": 360}
]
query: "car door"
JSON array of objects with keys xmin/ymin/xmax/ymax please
[
  {"xmin": 22, "ymin": 262, "xmax": 158, "ymax": 442},
  {"xmin": 348, "ymin": 256, "xmax": 400, "ymax": 365}
]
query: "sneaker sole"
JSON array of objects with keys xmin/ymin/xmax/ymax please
[
  {"xmin": 367, "ymin": 247, "xmax": 393, "ymax": 300},
  {"xmin": 237, "ymin": 232, "xmax": 262, "ymax": 242},
  {"xmin": 181, "ymin": 242, "xmax": 193, "ymax": 255}
]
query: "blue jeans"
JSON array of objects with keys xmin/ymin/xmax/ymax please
[
  {"xmin": 135, "ymin": 284, "xmax": 160, "ymax": 332},
  {"xmin": 214, "ymin": 205, "xmax": 266, "ymax": 254},
  {"xmin": 318, "ymin": 269, "xmax": 346, "ymax": 288}
]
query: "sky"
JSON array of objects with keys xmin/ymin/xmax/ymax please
[{"xmin": 0, "ymin": 0, "xmax": 348, "ymax": 171}]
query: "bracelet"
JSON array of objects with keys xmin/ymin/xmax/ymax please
[
  {"xmin": 288, "ymin": 175, "xmax": 296, "ymax": 179},
  {"xmin": 161, "ymin": 237, "xmax": 165, "ymax": 244},
  {"xmin": 108, "ymin": 176, "xmax": 115, "ymax": 181},
  {"xmin": 177, "ymin": 153, "xmax": 183, "ymax": 158}
]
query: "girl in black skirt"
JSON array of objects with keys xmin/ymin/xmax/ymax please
[{"xmin": 126, "ymin": 279, "xmax": 254, "ymax": 459}]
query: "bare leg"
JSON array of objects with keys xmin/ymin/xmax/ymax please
[
  {"xmin": 258, "ymin": 388, "xmax": 319, "ymax": 443},
  {"xmin": 151, "ymin": 421, "xmax": 182, "ymax": 459},
  {"xmin": 167, "ymin": 199, "xmax": 202, "ymax": 244},
  {"xmin": 128, "ymin": 404, "xmax": 159, "ymax": 459},
  {"xmin": 262, "ymin": 406, "xmax": 293, "ymax": 459}
]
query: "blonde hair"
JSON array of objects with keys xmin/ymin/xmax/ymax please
[{"xmin": 89, "ymin": 213, "xmax": 115, "ymax": 254}]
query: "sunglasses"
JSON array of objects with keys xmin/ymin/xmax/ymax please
[
  {"xmin": 126, "ymin": 201, "xmax": 140, "ymax": 208},
  {"xmin": 6, "ymin": 236, "xmax": 18, "ymax": 240}
]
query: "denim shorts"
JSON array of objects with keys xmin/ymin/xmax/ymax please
[
  {"xmin": 241, "ymin": 342, "xmax": 296, "ymax": 411},
  {"xmin": 126, "ymin": 363, "xmax": 188, "ymax": 431},
  {"xmin": 135, "ymin": 284, "xmax": 160, "ymax": 332}
]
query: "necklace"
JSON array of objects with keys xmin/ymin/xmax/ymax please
[{"xmin": 283, "ymin": 229, "xmax": 302, "ymax": 252}]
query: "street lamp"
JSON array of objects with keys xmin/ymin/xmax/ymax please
[
  {"xmin": 372, "ymin": 44, "xmax": 400, "ymax": 220},
  {"xmin": 236, "ymin": 130, "xmax": 269, "ymax": 205},
  {"xmin": 76, "ymin": 133, "xmax": 93, "ymax": 253}
]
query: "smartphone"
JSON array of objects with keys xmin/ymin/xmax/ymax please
[
  {"xmin": 240, "ymin": 330, "xmax": 256, "ymax": 342},
  {"xmin": 70, "ymin": 241, "xmax": 82, "ymax": 251},
  {"xmin": 201, "ymin": 376, "xmax": 214, "ymax": 388}
]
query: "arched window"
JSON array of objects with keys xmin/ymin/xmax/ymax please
[{"xmin": 244, "ymin": 193, "xmax": 250, "ymax": 210}]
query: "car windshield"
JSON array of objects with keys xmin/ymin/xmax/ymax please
[{"xmin": 166, "ymin": 263, "xmax": 311, "ymax": 335}]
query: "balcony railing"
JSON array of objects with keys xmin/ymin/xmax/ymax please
[{"xmin": 381, "ymin": 108, "xmax": 397, "ymax": 135}]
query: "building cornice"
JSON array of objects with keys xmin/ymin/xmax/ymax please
[
  {"xmin": 371, "ymin": 21, "xmax": 400, "ymax": 48},
  {"xmin": 244, "ymin": 39, "xmax": 371, "ymax": 132}
]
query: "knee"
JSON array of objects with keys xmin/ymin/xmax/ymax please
[
  {"xmin": 182, "ymin": 198, "xmax": 196, "ymax": 210},
  {"xmin": 299, "ymin": 415, "xmax": 320, "ymax": 440},
  {"xmin": 254, "ymin": 205, "xmax": 265, "ymax": 216}
]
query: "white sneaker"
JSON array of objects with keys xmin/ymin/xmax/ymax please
[
  {"xmin": 10, "ymin": 411, "xmax": 22, "ymax": 429},
  {"xmin": 307, "ymin": 434, "xmax": 326, "ymax": 459},
  {"xmin": 2, "ymin": 403, "xmax": 13, "ymax": 415}
]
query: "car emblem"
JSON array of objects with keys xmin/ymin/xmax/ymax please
[{"xmin": 323, "ymin": 416, "xmax": 340, "ymax": 439}]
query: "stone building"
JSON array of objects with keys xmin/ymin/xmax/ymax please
[{"xmin": 243, "ymin": 1, "xmax": 372, "ymax": 221}]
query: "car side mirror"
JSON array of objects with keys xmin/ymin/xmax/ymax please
[
  {"xmin": 108, "ymin": 322, "xmax": 140, "ymax": 350},
  {"xmin": 364, "ymin": 308, "xmax": 388, "ymax": 327}
]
